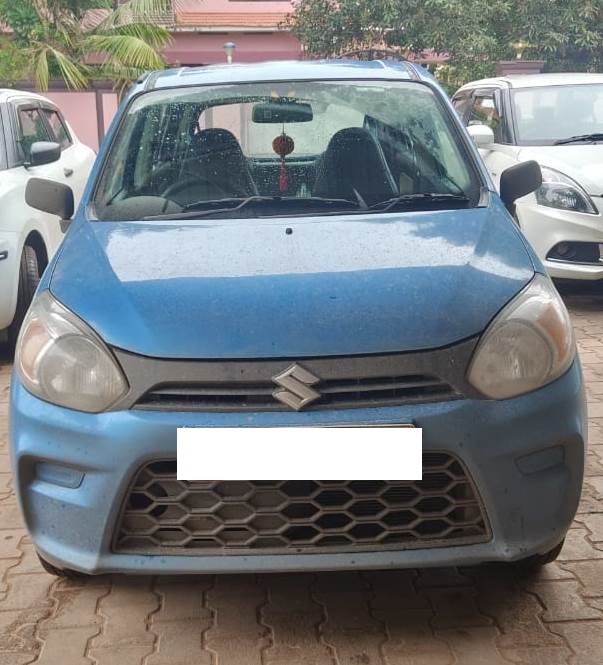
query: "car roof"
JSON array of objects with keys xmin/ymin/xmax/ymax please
[
  {"xmin": 457, "ymin": 72, "xmax": 603, "ymax": 92},
  {"xmin": 141, "ymin": 59, "xmax": 427, "ymax": 91},
  {"xmin": 0, "ymin": 88, "xmax": 55, "ymax": 104}
]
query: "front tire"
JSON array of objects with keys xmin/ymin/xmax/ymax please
[
  {"xmin": 36, "ymin": 552, "xmax": 88, "ymax": 579},
  {"xmin": 6, "ymin": 245, "xmax": 40, "ymax": 351},
  {"xmin": 511, "ymin": 539, "xmax": 564, "ymax": 569}
]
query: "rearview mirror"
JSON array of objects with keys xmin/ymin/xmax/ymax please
[
  {"xmin": 252, "ymin": 101, "xmax": 313, "ymax": 123},
  {"xmin": 26, "ymin": 177, "xmax": 74, "ymax": 221},
  {"xmin": 467, "ymin": 124, "xmax": 494, "ymax": 149},
  {"xmin": 500, "ymin": 161, "xmax": 542, "ymax": 212},
  {"xmin": 28, "ymin": 141, "xmax": 61, "ymax": 167}
]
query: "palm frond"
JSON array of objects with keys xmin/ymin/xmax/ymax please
[
  {"xmin": 33, "ymin": 48, "xmax": 50, "ymax": 91},
  {"xmin": 47, "ymin": 46, "xmax": 89, "ymax": 89},
  {"xmin": 85, "ymin": 33, "xmax": 166, "ymax": 71},
  {"xmin": 110, "ymin": 22, "xmax": 171, "ymax": 51},
  {"xmin": 97, "ymin": 0, "xmax": 172, "ymax": 31}
]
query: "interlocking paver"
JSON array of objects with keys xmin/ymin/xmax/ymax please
[
  {"xmin": 204, "ymin": 575, "xmax": 268, "ymax": 665},
  {"xmin": 312, "ymin": 572, "xmax": 385, "ymax": 665},
  {"xmin": 427, "ymin": 588, "xmax": 492, "ymax": 629},
  {"xmin": 556, "ymin": 526, "xmax": 603, "ymax": 561},
  {"xmin": 260, "ymin": 574, "xmax": 333, "ymax": 665},
  {"xmin": 366, "ymin": 571, "xmax": 453, "ymax": 664},
  {"xmin": 434, "ymin": 627, "xmax": 510, "ymax": 665},
  {"xmin": 471, "ymin": 569, "xmax": 565, "ymax": 649},
  {"xmin": 2, "ymin": 289, "xmax": 603, "ymax": 664},
  {"xmin": 527, "ymin": 579, "xmax": 602, "ymax": 622},
  {"xmin": 561, "ymin": 560, "xmax": 603, "ymax": 597},
  {"xmin": 146, "ymin": 576, "xmax": 213, "ymax": 665},
  {"xmin": 551, "ymin": 620, "xmax": 603, "ymax": 665}
]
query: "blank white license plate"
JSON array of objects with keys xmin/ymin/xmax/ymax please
[{"xmin": 177, "ymin": 426, "xmax": 422, "ymax": 481}]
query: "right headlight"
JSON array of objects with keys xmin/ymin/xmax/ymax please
[
  {"xmin": 536, "ymin": 166, "xmax": 598, "ymax": 214},
  {"xmin": 15, "ymin": 291, "xmax": 128, "ymax": 412},
  {"xmin": 468, "ymin": 274, "xmax": 575, "ymax": 399}
]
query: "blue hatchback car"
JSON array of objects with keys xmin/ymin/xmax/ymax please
[{"xmin": 11, "ymin": 61, "xmax": 585, "ymax": 577}]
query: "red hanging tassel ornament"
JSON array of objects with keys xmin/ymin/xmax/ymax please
[{"xmin": 272, "ymin": 133, "xmax": 294, "ymax": 194}]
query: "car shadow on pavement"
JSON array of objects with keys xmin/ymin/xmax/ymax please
[{"xmin": 43, "ymin": 562, "xmax": 584, "ymax": 665}]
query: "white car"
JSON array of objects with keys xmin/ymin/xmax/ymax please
[
  {"xmin": 0, "ymin": 90, "xmax": 95, "ymax": 347},
  {"xmin": 452, "ymin": 73, "xmax": 603, "ymax": 280}
]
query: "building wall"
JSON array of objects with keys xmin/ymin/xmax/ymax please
[{"xmin": 165, "ymin": 31, "xmax": 302, "ymax": 66}]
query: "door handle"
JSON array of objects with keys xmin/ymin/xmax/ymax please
[{"xmin": 64, "ymin": 168, "xmax": 74, "ymax": 177}]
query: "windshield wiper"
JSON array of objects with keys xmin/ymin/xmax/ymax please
[
  {"xmin": 142, "ymin": 195, "xmax": 360, "ymax": 220},
  {"xmin": 553, "ymin": 133, "xmax": 603, "ymax": 145},
  {"xmin": 370, "ymin": 193, "xmax": 471, "ymax": 213}
]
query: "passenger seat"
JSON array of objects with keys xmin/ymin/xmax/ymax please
[{"xmin": 313, "ymin": 127, "xmax": 398, "ymax": 205}]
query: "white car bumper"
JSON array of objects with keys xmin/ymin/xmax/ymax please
[{"xmin": 517, "ymin": 196, "xmax": 603, "ymax": 280}]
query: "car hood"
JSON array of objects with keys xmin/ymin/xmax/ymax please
[
  {"xmin": 50, "ymin": 204, "xmax": 535, "ymax": 359},
  {"xmin": 519, "ymin": 145, "xmax": 603, "ymax": 196}
]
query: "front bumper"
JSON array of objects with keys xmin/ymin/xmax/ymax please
[
  {"xmin": 9, "ymin": 361, "xmax": 586, "ymax": 574},
  {"xmin": 517, "ymin": 197, "xmax": 603, "ymax": 280}
]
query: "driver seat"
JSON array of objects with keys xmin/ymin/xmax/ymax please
[
  {"xmin": 177, "ymin": 128, "xmax": 258, "ymax": 201},
  {"xmin": 313, "ymin": 127, "xmax": 397, "ymax": 205}
]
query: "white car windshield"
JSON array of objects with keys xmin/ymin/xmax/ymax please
[
  {"xmin": 512, "ymin": 84, "xmax": 603, "ymax": 146},
  {"xmin": 92, "ymin": 80, "xmax": 480, "ymax": 221}
]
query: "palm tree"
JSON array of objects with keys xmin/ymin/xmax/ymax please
[{"xmin": 9, "ymin": 0, "xmax": 172, "ymax": 91}]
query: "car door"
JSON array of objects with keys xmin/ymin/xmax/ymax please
[
  {"xmin": 465, "ymin": 88, "xmax": 521, "ymax": 190},
  {"xmin": 11, "ymin": 100, "xmax": 67, "ymax": 254},
  {"xmin": 39, "ymin": 103, "xmax": 94, "ymax": 203}
]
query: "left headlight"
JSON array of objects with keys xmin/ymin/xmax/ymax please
[
  {"xmin": 536, "ymin": 166, "xmax": 598, "ymax": 214},
  {"xmin": 15, "ymin": 291, "xmax": 128, "ymax": 412},
  {"xmin": 467, "ymin": 274, "xmax": 575, "ymax": 399}
]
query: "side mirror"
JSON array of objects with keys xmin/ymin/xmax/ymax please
[
  {"xmin": 26, "ymin": 177, "xmax": 74, "ymax": 222},
  {"xmin": 28, "ymin": 141, "xmax": 61, "ymax": 167},
  {"xmin": 500, "ymin": 160, "xmax": 542, "ymax": 212},
  {"xmin": 467, "ymin": 124, "xmax": 494, "ymax": 149}
]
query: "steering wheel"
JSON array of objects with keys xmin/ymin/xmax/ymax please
[{"xmin": 162, "ymin": 176, "xmax": 231, "ymax": 204}]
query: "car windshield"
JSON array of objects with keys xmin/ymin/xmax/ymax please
[
  {"xmin": 512, "ymin": 84, "xmax": 603, "ymax": 145},
  {"xmin": 92, "ymin": 80, "xmax": 480, "ymax": 221}
]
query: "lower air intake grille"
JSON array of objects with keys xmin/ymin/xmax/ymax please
[{"xmin": 113, "ymin": 453, "xmax": 489, "ymax": 555}]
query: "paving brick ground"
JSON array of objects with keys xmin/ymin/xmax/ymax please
[{"xmin": 1, "ymin": 285, "xmax": 603, "ymax": 664}]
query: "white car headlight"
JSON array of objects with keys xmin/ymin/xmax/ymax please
[
  {"xmin": 468, "ymin": 274, "xmax": 575, "ymax": 399},
  {"xmin": 15, "ymin": 291, "xmax": 127, "ymax": 412},
  {"xmin": 536, "ymin": 166, "xmax": 597, "ymax": 214}
]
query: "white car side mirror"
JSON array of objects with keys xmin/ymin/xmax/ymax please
[{"xmin": 467, "ymin": 124, "xmax": 495, "ymax": 149}]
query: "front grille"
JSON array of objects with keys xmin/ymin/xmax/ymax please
[
  {"xmin": 134, "ymin": 374, "xmax": 457, "ymax": 412},
  {"xmin": 111, "ymin": 340, "xmax": 476, "ymax": 414},
  {"xmin": 113, "ymin": 453, "xmax": 490, "ymax": 555}
]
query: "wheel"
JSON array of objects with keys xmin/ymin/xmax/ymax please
[
  {"xmin": 36, "ymin": 552, "xmax": 88, "ymax": 579},
  {"xmin": 511, "ymin": 539, "xmax": 564, "ymax": 569},
  {"xmin": 6, "ymin": 245, "xmax": 40, "ymax": 351}
]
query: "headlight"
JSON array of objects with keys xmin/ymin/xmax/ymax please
[
  {"xmin": 536, "ymin": 166, "xmax": 597, "ymax": 214},
  {"xmin": 468, "ymin": 275, "xmax": 575, "ymax": 399},
  {"xmin": 15, "ymin": 291, "xmax": 127, "ymax": 412}
]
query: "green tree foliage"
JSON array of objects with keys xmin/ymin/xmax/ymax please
[
  {"xmin": 289, "ymin": 0, "xmax": 602, "ymax": 87},
  {"xmin": 0, "ymin": 0, "xmax": 172, "ymax": 90}
]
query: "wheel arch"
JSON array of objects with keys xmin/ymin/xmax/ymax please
[{"xmin": 23, "ymin": 230, "xmax": 48, "ymax": 274}]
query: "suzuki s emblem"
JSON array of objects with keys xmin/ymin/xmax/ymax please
[{"xmin": 272, "ymin": 364, "xmax": 321, "ymax": 411}]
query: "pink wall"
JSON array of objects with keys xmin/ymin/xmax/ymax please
[
  {"xmin": 102, "ymin": 92, "xmax": 119, "ymax": 134},
  {"xmin": 165, "ymin": 31, "xmax": 302, "ymax": 65}
]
